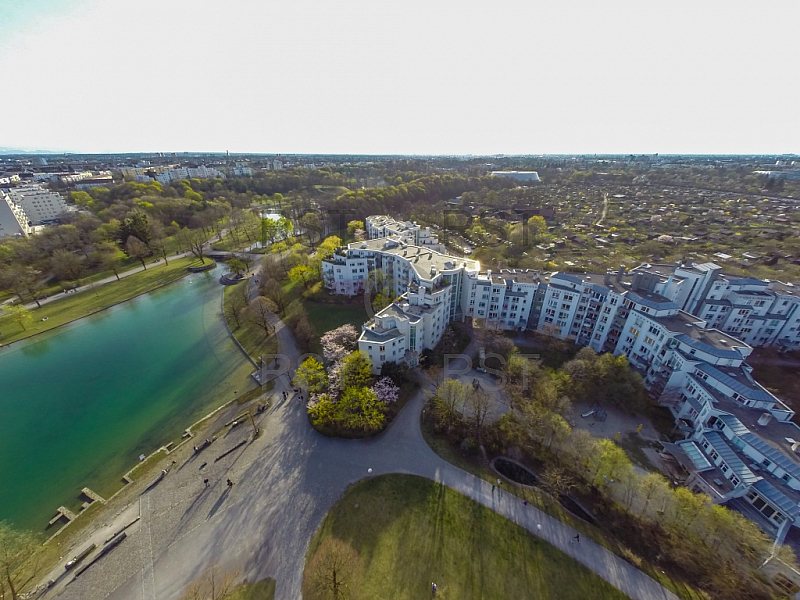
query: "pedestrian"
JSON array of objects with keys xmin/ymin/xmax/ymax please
[
  {"xmin": 497, "ymin": 478, "xmax": 501, "ymax": 487},
  {"xmin": 537, "ymin": 523, "xmax": 542, "ymax": 532},
  {"xmin": 227, "ymin": 478, "xmax": 234, "ymax": 488},
  {"xmin": 203, "ymin": 478, "xmax": 209, "ymax": 487},
  {"xmin": 573, "ymin": 533, "xmax": 580, "ymax": 544},
  {"xmin": 523, "ymin": 500, "xmax": 528, "ymax": 506},
  {"xmin": 492, "ymin": 483, "xmax": 496, "ymax": 493},
  {"xmin": 431, "ymin": 582, "xmax": 437, "ymax": 597}
]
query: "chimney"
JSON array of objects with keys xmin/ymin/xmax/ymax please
[
  {"xmin": 604, "ymin": 270, "xmax": 613, "ymax": 286},
  {"xmin": 757, "ymin": 412, "xmax": 772, "ymax": 426},
  {"xmin": 616, "ymin": 265, "xmax": 626, "ymax": 283}
]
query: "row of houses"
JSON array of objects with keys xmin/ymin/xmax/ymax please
[{"xmin": 321, "ymin": 215, "xmax": 800, "ymax": 545}]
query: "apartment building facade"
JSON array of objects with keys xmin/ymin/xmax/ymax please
[
  {"xmin": 0, "ymin": 190, "xmax": 31, "ymax": 238},
  {"xmin": 0, "ymin": 183, "xmax": 68, "ymax": 228},
  {"xmin": 320, "ymin": 217, "xmax": 800, "ymax": 540}
]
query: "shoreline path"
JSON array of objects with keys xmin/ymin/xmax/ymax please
[{"xmin": 48, "ymin": 267, "xmax": 678, "ymax": 600}]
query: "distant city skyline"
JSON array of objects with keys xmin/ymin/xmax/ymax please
[{"xmin": 1, "ymin": 0, "xmax": 798, "ymax": 155}]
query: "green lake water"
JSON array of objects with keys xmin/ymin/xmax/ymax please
[{"xmin": 0, "ymin": 271, "xmax": 255, "ymax": 531}]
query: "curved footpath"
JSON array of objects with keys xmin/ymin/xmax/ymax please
[{"xmin": 47, "ymin": 275, "xmax": 677, "ymax": 600}]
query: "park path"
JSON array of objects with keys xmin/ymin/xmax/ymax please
[{"xmin": 52, "ymin": 301, "xmax": 678, "ymax": 600}]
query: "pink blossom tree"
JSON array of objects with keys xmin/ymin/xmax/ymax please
[
  {"xmin": 320, "ymin": 324, "xmax": 360, "ymax": 364},
  {"xmin": 371, "ymin": 377, "xmax": 399, "ymax": 404}
]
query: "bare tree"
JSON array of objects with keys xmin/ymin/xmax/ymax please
[
  {"xmin": 178, "ymin": 228, "xmax": 207, "ymax": 264},
  {"xmin": 246, "ymin": 296, "xmax": 277, "ymax": 335},
  {"xmin": 179, "ymin": 565, "xmax": 240, "ymax": 600},
  {"xmin": 467, "ymin": 387, "xmax": 491, "ymax": 441},
  {"xmin": 302, "ymin": 538, "xmax": 362, "ymax": 600},
  {"xmin": 261, "ymin": 279, "xmax": 288, "ymax": 315},
  {"xmin": 224, "ymin": 284, "xmax": 248, "ymax": 329}
]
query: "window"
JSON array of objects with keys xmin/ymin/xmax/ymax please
[
  {"xmin": 762, "ymin": 458, "xmax": 772, "ymax": 468},
  {"xmin": 629, "ymin": 327, "xmax": 639, "ymax": 336}
]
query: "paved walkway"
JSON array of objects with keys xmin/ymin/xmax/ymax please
[{"xmin": 50, "ymin": 305, "xmax": 678, "ymax": 600}]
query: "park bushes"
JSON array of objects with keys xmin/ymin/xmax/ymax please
[
  {"xmin": 426, "ymin": 343, "xmax": 785, "ymax": 600},
  {"xmin": 295, "ymin": 328, "xmax": 409, "ymax": 438}
]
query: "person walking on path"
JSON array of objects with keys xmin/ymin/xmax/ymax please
[
  {"xmin": 227, "ymin": 478, "xmax": 234, "ymax": 489},
  {"xmin": 572, "ymin": 533, "xmax": 580, "ymax": 544},
  {"xmin": 491, "ymin": 483, "xmax": 496, "ymax": 494},
  {"xmin": 431, "ymin": 582, "xmax": 437, "ymax": 597},
  {"xmin": 203, "ymin": 478, "xmax": 209, "ymax": 488}
]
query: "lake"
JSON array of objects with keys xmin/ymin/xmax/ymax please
[{"xmin": 0, "ymin": 270, "xmax": 254, "ymax": 531}]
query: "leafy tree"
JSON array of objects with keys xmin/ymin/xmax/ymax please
[
  {"xmin": 0, "ymin": 522, "xmax": 42, "ymax": 600},
  {"xmin": 317, "ymin": 236, "xmax": 342, "ymax": 259},
  {"xmin": 340, "ymin": 351, "xmax": 373, "ymax": 389},
  {"xmin": 347, "ymin": 220, "xmax": 364, "ymax": 238},
  {"xmin": 148, "ymin": 222, "xmax": 171, "ymax": 265},
  {"xmin": 1, "ymin": 305, "xmax": 33, "ymax": 332},
  {"xmin": 302, "ymin": 538, "xmax": 362, "ymax": 600},
  {"xmin": 50, "ymin": 250, "xmax": 85, "ymax": 283},
  {"xmin": 526, "ymin": 215, "xmax": 548, "ymax": 244},
  {"xmin": 227, "ymin": 258, "xmax": 248, "ymax": 277},
  {"xmin": 119, "ymin": 211, "xmax": 152, "ymax": 245},
  {"xmin": 245, "ymin": 296, "xmax": 277, "ymax": 335},
  {"xmin": 293, "ymin": 357, "xmax": 327, "ymax": 394},
  {"xmin": 92, "ymin": 241, "xmax": 125, "ymax": 281},
  {"xmin": 588, "ymin": 439, "xmax": 632, "ymax": 486},
  {"xmin": 125, "ymin": 236, "xmax": 151, "ymax": 270},
  {"xmin": 289, "ymin": 265, "xmax": 314, "ymax": 289},
  {"xmin": 299, "ymin": 212, "xmax": 323, "ymax": 247},
  {"xmin": 380, "ymin": 361, "xmax": 408, "ymax": 385},
  {"xmin": 0, "ymin": 265, "xmax": 44, "ymax": 307}
]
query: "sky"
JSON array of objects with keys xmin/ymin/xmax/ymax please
[{"xmin": 1, "ymin": 0, "xmax": 798, "ymax": 155}]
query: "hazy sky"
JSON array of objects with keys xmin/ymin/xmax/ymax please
[{"xmin": 1, "ymin": 0, "xmax": 798, "ymax": 154}]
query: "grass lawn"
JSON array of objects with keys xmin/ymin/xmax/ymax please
[
  {"xmin": 305, "ymin": 474, "xmax": 631, "ymax": 600},
  {"xmin": 302, "ymin": 300, "xmax": 367, "ymax": 350},
  {"xmin": 0, "ymin": 257, "xmax": 203, "ymax": 345},
  {"xmin": 419, "ymin": 402, "xmax": 703, "ymax": 600},
  {"xmin": 222, "ymin": 282, "xmax": 279, "ymax": 362}
]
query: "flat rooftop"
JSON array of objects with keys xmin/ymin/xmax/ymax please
[
  {"xmin": 649, "ymin": 310, "xmax": 749, "ymax": 352},
  {"xmin": 347, "ymin": 237, "xmax": 479, "ymax": 281}
]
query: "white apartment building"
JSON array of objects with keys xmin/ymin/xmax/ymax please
[
  {"xmin": 0, "ymin": 190, "xmax": 31, "ymax": 238},
  {"xmin": 155, "ymin": 166, "xmax": 224, "ymax": 184},
  {"xmin": 365, "ymin": 215, "xmax": 444, "ymax": 252},
  {"xmin": 2, "ymin": 184, "xmax": 68, "ymax": 225},
  {"xmin": 321, "ymin": 217, "xmax": 800, "ymax": 540},
  {"xmin": 229, "ymin": 165, "xmax": 253, "ymax": 176},
  {"xmin": 321, "ymin": 237, "xmax": 478, "ymax": 372}
]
